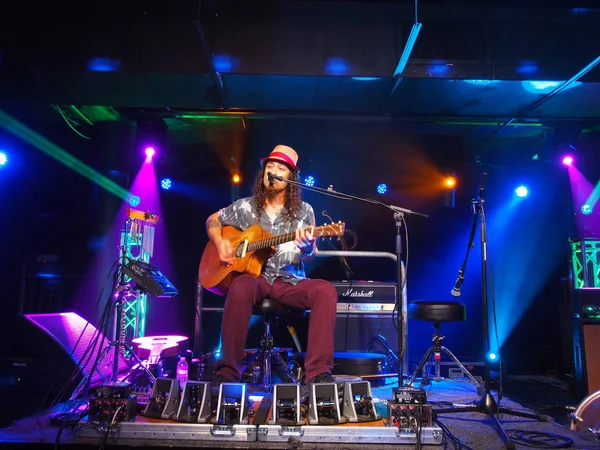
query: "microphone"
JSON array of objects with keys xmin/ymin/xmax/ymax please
[
  {"xmin": 267, "ymin": 172, "xmax": 275, "ymax": 186},
  {"xmin": 451, "ymin": 271, "xmax": 464, "ymax": 297},
  {"xmin": 478, "ymin": 172, "xmax": 487, "ymax": 199}
]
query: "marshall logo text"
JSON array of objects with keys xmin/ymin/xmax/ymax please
[{"xmin": 342, "ymin": 288, "xmax": 375, "ymax": 298}]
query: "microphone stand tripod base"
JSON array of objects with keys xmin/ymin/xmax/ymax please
[{"xmin": 433, "ymin": 390, "xmax": 548, "ymax": 450}]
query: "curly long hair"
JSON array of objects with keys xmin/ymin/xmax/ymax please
[{"xmin": 253, "ymin": 164, "xmax": 302, "ymax": 225}]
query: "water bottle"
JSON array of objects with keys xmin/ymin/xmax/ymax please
[{"xmin": 176, "ymin": 356, "xmax": 188, "ymax": 391}]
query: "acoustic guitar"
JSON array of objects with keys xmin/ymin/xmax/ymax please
[{"xmin": 198, "ymin": 222, "xmax": 345, "ymax": 296}]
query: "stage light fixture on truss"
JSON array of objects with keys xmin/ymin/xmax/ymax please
[
  {"xmin": 117, "ymin": 208, "xmax": 177, "ymax": 356},
  {"xmin": 74, "ymin": 207, "xmax": 179, "ymax": 394},
  {"xmin": 160, "ymin": 178, "xmax": 172, "ymax": 190},
  {"xmin": 562, "ymin": 155, "xmax": 574, "ymax": 166},
  {"xmin": 515, "ymin": 185, "xmax": 528, "ymax": 198},
  {"xmin": 444, "ymin": 176, "xmax": 456, "ymax": 189},
  {"xmin": 129, "ymin": 195, "xmax": 141, "ymax": 207},
  {"xmin": 144, "ymin": 146, "xmax": 156, "ymax": 163}
]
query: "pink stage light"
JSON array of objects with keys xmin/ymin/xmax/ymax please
[
  {"xmin": 144, "ymin": 147, "xmax": 156, "ymax": 163},
  {"xmin": 562, "ymin": 155, "xmax": 574, "ymax": 166}
]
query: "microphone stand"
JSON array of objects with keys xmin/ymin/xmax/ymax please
[
  {"xmin": 450, "ymin": 192, "xmax": 480, "ymax": 297},
  {"xmin": 269, "ymin": 173, "xmax": 427, "ymax": 389},
  {"xmin": 436, "ymin": 173, "xmax": 546, "ymax": 450}
]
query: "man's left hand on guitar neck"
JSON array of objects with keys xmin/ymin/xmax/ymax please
[{"xmin": 295, "ymin": 227, "xmax": 318, "ymax": 261}]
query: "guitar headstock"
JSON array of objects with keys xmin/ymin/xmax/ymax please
[{"xmin": 315, "ymin": 221, "xmax": 345, "ymax": 238}]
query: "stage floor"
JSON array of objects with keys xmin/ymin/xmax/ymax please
[{"xmin": 1, "ymin": 376, "xmax": 598, "ymax": 449}]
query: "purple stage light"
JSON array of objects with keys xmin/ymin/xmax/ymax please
[
  {"xmin": 144, "ymin": 147, "xmax": 156, "ymax": 163},
  {"xmin": 562, "ymin": 155, "xmax": 574, "ymax": 166}
]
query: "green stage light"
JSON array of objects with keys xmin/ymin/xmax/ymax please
[{"xmin": 0, "ymin": 109, "xmax": 131, "ymax": 200}]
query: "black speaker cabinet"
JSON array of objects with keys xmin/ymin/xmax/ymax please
[
  {"xmin": 573, "ymin": 289, "xmax": 600, "ymax": 396},
  {"xmin": 573, "ymin": 319, "xmax": 600, "ymax": 397},
  {"xmin": 334, "ymin": 313, "xmax": 398, "ymax": 353},
  {"xmin": 1, "ymin": 313, "xmax": 129, "ymax": 395}
]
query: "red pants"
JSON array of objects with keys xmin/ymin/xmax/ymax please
[{"xmin": 216, "ymin": 274, "xmax": 338, "ymax": 383}]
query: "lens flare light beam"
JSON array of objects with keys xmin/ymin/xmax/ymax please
[{"xmin": 0, "ymin": 109, "xmax": 131, "ymax": 200}]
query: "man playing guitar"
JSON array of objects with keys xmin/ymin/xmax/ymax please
[{"xmin": 204, "ymin": 145, "xmax": 338, "ymax": 387}]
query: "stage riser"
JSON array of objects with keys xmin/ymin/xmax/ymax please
[
  {"xmin": 258, "ymin": 424, "xmax": 443, "ymax": 444},
  {"xmin": 75, "ymin": 421, "xmax": 442, "ymax": 445},
  {"xmin": 76, "ymin": 422, "xmax": 257, "ymax": 442}
]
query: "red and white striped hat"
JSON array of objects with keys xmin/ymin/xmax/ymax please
[{"xmin": 260, "ymin": 145, "xmax": 299, "ymax": 172}]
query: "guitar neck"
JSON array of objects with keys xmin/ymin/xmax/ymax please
[
  {"xmin": 247, "ymin": 231, "xmax": 297, "ymax": 252},
  {"xmin": 242, "ymin": 222, "xmax": 344, "ymax": 253}
]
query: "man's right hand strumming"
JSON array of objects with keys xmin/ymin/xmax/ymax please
[
  {"xmin": 216, "ymin": 239, "xmax": 234, "ymax": 266},
  {"xmin": 206, "ymin": 212, "xmax": 235, "ymax": 267}
]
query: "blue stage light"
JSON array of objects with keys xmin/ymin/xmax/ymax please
[
  {"xmin": 304, "ymin": 175, "xmax": 315, "ymax": 187},
  {"xmin": 161, "ymin": 178, "xmax": 172, "ymax": 190},
  {"xmin": 0, "ymin": 151, "xmax": 7, "ymax": 166},
  {"xmin": 86, "ymin": 57, "xmax": 121, "ymax": 72},
  {"xmin": 515, "ymin": 186, "xmax": 528, "ymax": 198},
  {"xmin": 325, "ymin": 57, "xmax": 350, "ymax": 76},
  {"xmin": 582, "ymin": 204, "xmax": 593, "ymax": 215},
  {"xmin": 213, "ymin": 54, "xmax": 240, "ymax": 73},
  {"xmin": 516, "ymin": 61, "xmax": 538, "ymax": 75},
  {"xmin": 129, "ymin": 196, "xmax": 141, "ymax": 207},
  {"xmin": 487, "ymin": 352, "xmax": 498, "ymax": 362},
  {"xmin": 377, "ymin": 183, "xmax": 387, "ymax": 195}
]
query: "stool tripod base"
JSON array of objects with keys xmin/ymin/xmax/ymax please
[
  {"xmin": 243, "ymin": 324, "xmax": 299, "ymax": 392},
  {"xmin": 244, "ymin": 348, "xmax": 298, "ymax": 392},
  {"xmin": 408, "ymin": 344, "xmax": 484, "ymax": 395}
]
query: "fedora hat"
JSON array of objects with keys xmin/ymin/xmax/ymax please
[{"xmin": 260, "ymin": 145, "xmax": 299, "ymax": 172}]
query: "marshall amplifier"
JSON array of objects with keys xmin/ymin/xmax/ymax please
[
  {"xmin": 332, "ymin": 281, "xmax": 397, "ymax": 313},
  {"xmin": 331, "ymin": 281, "xmax": 399, "ymax": 353}
]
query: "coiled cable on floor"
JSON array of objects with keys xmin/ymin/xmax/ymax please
[{"xmin": 505, "ymin": 429, "xmax": 574, "ymax": 448}]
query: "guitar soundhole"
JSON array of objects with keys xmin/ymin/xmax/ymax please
[{"xmin": 234, "ymin": 241, "xmax": 248, "ymax": 258}]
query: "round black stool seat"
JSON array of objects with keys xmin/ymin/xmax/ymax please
[
  {"xmin": 253, "ymin": 297, "xmax": 295, "ymax": 316},
  {"xmin": 408, "ymin": 301, "xmax": 466, "ymax": 323}
]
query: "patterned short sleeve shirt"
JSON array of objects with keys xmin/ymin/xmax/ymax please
[{"xmin": 218, "ymin": 196, "xmax": 316, "ymax": 284}]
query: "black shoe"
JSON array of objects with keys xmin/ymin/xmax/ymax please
[{"xmin": 306, "ymin": 372, "xmax": 335, "ymax": 385}]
